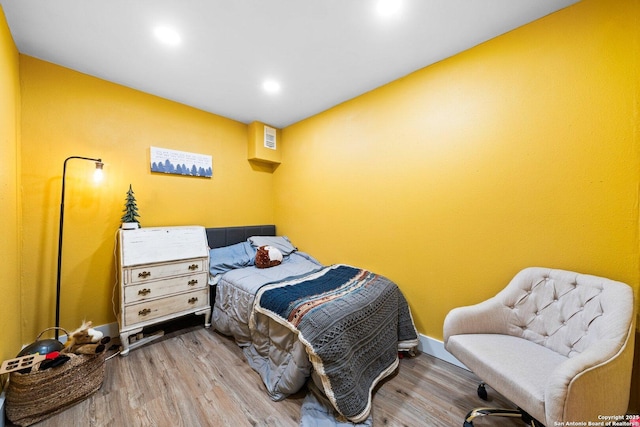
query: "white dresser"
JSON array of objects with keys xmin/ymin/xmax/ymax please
[{"xmin": 117, "ymin": 226, "xmax": 211, "ymax": 355}]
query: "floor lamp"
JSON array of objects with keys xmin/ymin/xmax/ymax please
[{"xmin": 55, "ymin": 156, "xmax": 104, "ymax": 340}]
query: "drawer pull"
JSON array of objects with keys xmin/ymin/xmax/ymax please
[
  {"xmin": 188, "ymin": 264, "xmax": 199, "ymax": 271},
  {"xmin": 187, "ymin": 279, "xmax": 198, "ymax": 286},
  {"xmin": 138, "ymin": 288, "xmax": 151, "ymax": 296},
  {"xmin": 138, "ymin": 308, "xmax": 151, "ymax": 317},
  {"xmin": 138, "ymin": 271, "xmax": 151, "ymax": 278},
  {"xmin": 188, "ymin": 297, "xmax": 198, "ymax": 304}
]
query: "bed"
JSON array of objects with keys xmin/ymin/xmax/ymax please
[{"xmin": 205, "ymin": 225, "xmax": 419, "ymax": 423}]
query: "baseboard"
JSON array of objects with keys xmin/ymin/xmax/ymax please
[
  {"xmin": 417, "ymin": 333, "xmax": 468, "ymax": 370},
  {"xmin": 93, "ymin": 322, "xmax": 120, "ymax": 342}
]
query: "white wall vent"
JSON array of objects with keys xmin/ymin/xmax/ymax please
[{"xmin": 264, "ymin": 125, "xmax": 277, "ymax": 150}]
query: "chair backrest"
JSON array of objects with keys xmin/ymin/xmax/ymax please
[{"xmin": 496, "ymin": 267, "xmax": 634, "ymax": 357}]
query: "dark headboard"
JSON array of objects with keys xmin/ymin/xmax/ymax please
[{"xmin": 205, "ymin": 225, "xmax": 276, "ymax": 249}]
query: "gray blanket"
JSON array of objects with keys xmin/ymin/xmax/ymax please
[{"xmin": 254, "ymin": 265, "xmax": 419, "ymax": 423}]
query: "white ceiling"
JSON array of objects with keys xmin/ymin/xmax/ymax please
[{"xmin": 0, "ymin": 0, "xmax": 579, "ymax": 128}]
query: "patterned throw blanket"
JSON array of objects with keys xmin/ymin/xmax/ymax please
[{"xmin": 254, "ymin": 264, "xmax": 418, "ymax": 423}]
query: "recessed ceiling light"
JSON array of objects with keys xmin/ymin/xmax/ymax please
[
  {"xmin": 154, "ymin": 26, "xmax": 181, "ymax": 46},
  {"xmin": 263, "ymin": 80, "xmax": 281, "ymax": 94},
  {"xmin": 376, "ymin": 0, "xmax": 402, "ymax": 18}
]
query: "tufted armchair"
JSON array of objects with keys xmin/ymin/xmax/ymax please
[{"xmin": 444, "ymin": 267, "xmax": 635, "ymax": 426}]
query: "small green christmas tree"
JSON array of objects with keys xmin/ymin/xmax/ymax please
[{"xmin": 121, "ymin": 184, "xmax": 141, "ymax": 226}]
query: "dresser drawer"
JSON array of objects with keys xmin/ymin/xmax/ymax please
[
  {"xmin": 124, "ymin": 272, "xmax": 208, "ymax": 303},
  {"xmin": 128, "ymin": 259, "xmax": 206, "ymax": 284},
  {"xmin": 123, "ymin": 289, "xmax": 208, "ymax": 326}
]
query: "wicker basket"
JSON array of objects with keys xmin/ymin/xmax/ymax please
[{"xmin": 5, "ymin": 331, "xmax": 107, "ymax": 426}]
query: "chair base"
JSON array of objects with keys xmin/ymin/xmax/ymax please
[{"xmin": 463, "ymin": 407, "xmax": 544, "ymax": 427}]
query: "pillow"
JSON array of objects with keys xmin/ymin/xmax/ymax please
[
  {"xmin": 209, "ymin": 241, "xmax": 256, "ymax": 275},
  {"xmin": 255, "ymin": 245, "xmax": 283, "ymax": 269},
  {"xmin": 248, "ymin": 235, "xmax": 297, "ymax": 256}
]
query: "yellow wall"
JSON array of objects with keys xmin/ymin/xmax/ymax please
[
  {"xmin": 19, "ymin": 57, "xmax": 275, "ymax": 340},
  {"xmin": 0, "ymin": 5, "xmax": 22, "ymax": 373},
  {"xmin": 276, "ymin": 0, "xmax": 640, "ymax": 338}
]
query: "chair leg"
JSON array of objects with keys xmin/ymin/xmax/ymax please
[
  {"xmin": 463, "ymin": 407, "xmax": 543, "ymax": 427},
  {"xmin": 477, "ymin": 382, "xmax": 488, "ymax": 400}
]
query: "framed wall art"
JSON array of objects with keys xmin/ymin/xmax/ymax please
[{"xmin": 150, "ymin": 146, "xmax": 213, "ymax": 178}]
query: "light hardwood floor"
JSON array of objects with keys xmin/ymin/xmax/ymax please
[{"xmin": 10, "ymin": 320, "xmax": 524, "ymax": 427}]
